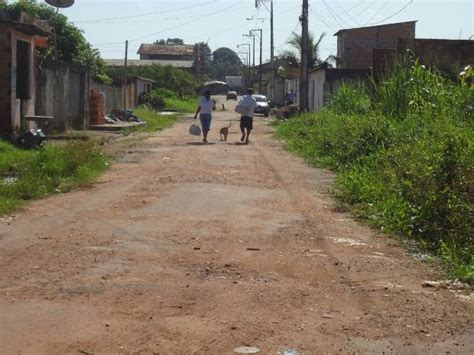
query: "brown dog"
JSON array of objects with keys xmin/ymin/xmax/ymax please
[{"xmin": 220, "ymin": 122, "xmax": 232, "ymax": 141}]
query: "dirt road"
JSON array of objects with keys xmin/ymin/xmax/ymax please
[{"xmin": 1, "ymin": 97, "xmax": 473, "ymax": 354}]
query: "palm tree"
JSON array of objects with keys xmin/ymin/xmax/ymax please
[{"xmin": 281, "ymin": 31, "xmax": 326, "ymax": 68}]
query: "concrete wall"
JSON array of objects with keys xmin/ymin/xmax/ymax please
[
  {"xmin": 0, "ymin": 26, "xmax": 12, "ymax": 134},
  {"xmin": 91, "ymin": 81, "xmax": 123, "ymax": 114},
  {"xmin": 338, "ymin": 22, "xmax": 416, "ymax": 69},
  {"xmin": 36, "ymin": 61, "xmax": 90, "ymax": 131},
  {"xmin": 308, "ymin": 70, "xmax": 325, "ymax": 111},
  {"xmin": 308, "ymin": 68, "xmax": 370, "ymax": 112}
]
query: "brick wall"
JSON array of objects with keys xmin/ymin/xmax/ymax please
[
  {"xmin": 338, "ymin": 22, "xmax": 416, "ymax": 69},
  {"xmin": 0, "ymin": 28, "xmax": 12, "ymax": 134},
  {"xmin": 398, "ymin": 38, "xmax": 474, "ymax": 77}
]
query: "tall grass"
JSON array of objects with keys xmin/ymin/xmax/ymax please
[
  {"xmin": 276, "ymin": 61, "xmax": 474, "ymax": 282},
  {"xmin": 0, "ymin": 140, "xmax": 108, "ymax": 215}
]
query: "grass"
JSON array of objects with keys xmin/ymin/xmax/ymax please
[
  {"xmin": 0, "ymin": 140, "xmax": 108, "ymax": 215},
  {"xmin": 275, "ymin": 60, "xmax": 474, "ymax": 283},
  {"xmin": 164, "ymin": 97, "xmax": 197, "ymax": 113},
  {"xmin": 131, "ymin": 106, "xmax": 178, "ymax": 133}
]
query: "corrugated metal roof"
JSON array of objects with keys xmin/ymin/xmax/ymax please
[
  {"xmin": 137, "ymin": 43, "xmax": 195, "ymax": 56},
  {"xmin": 104, "ymin": 59, "xmax": 194, "ymax": 68}
]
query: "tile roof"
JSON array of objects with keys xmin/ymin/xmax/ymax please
[
  {"xmin": 137, "ymin": 43, "xmax": 195, "ymax": 56},
  {"xmin": 104, "ymin": 59, "xmax": 194, "ymax": 68}
]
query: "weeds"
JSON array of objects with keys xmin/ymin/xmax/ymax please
[
  {"xmin": 276, "ymin": 60, "xmax": 474, "ymax": 282},
  {"xmin": 133, "ymin": 106, "xmax": 178, "ymax": 132},
  {"xmin": 0, "ymin": 140, "xmax": 108, "ymax": 215}
]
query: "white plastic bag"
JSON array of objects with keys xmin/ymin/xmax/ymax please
[
  {"xmin": 234, "ymin": 99, "xmax": 249, "ymax": 115},
  {"xmin": 189, "ymin": 122, "xmax": 201, "ymax": 136}
]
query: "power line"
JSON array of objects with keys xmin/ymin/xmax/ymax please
[
  {"xmin": 309, "ymin": 6, "xmax": 338, "ymax": 32},
  {"xmin": 333, "ymin": 0, "xmax": 361, "ymax": 26},
  {"xmin": 92, "ymin": 2, "xmax": 242, "ymax": 46},
  {"xmin": 72, "ymin": 1, "xmax": 215, "ymax": 24},
  {"xmin": 364, "ymin": 0, "xmax": 389, "ymax": 25},
  {"xmin": 128, "ymin": 2, "xmax": 242, "ymax": 43},
  {"xmin": 322, "ymin": 0, "xmax": 351, "ymax": 28},
  {"xmin": 368, "ymin": 0, "xmax": 414, "ymax": 25}
]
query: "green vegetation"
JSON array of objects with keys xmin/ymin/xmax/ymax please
[
  {"xmin": 107, "ymin": 65, "xmax": 200, "ymax": 99},
  {"xmin": 0, "ymin": 140, "xmax": 108, "ymax": 215},
  {"xmin": 276, "ymin": 60, "xmax": 474, "ymax": 282},
  {"xmin": 133, "ymin": 106, "xmax": 178, "ymax": 132},
  {"xmin": 138, "ymin": 89, "xmax": 196, "ymax": 113}
]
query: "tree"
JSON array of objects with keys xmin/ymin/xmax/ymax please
[
  {"xmin": 281, "ymin": 31, "xmax": 326, "ymax": 68},
  {"xmin": 207, "ymin": 47, "xmax": 244, "ymax": 81},
  {"xmin": 194, "ymin": 42, "xmax": 212, "ymax": 78},
  {"xmin": 0, "ymin": 0, "xmax": 109, "ymax": 82}
]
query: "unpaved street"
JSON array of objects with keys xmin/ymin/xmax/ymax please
[{"xmin": 1, "ymin": 97, "xmax": 473, "ymax": 354}]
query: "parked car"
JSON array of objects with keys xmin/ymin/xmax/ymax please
[
  {"xmin": 253, "ymin": 94, "xmax": 270, "ymax": 117},
  {"xmin": 226, "ymin": 91, "xmax": 238, "ymax": 100}
]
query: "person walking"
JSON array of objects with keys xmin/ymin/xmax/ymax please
[
  {"xmin": 239, "ymin": 88, "xmax": 257, "ymax": 144},
  {"xmin": 285, "ymin": 89, "xmax": 296, "ymax": 106},
  {"xmin": 194, "ymin": 90, "xmax": 214, "ymax": 143}
]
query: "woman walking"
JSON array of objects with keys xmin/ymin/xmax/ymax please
[{"xmin": 194, "ymin": 90, "xmax": 214, "ymax": 143}]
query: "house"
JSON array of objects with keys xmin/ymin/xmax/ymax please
[
  {"xmin": 0, "ymin": 9, "xmax": 50, "ymax": 136},
  {"xmin": 308, "ymin": 63, "xmax": 369, "ymax": 112},
  {"xmin": 335, "ymin": 21, "xmax": 417, "ymax": 69},
  {"xmin": 136, "ymin": 43, "xmax": 195, "ymax": 69}
]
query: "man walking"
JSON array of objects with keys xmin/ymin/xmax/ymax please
[{"xmin": 239, "ymin": 88, "xmax": 257, "ymax": 144}]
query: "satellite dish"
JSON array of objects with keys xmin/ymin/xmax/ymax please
[{"xmin": 45, "ymin": 0, "xmax": 75, "ymax": 8}]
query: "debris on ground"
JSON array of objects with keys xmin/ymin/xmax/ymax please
[
  {"xmin": 234, "ymin": 346, "xmax": 261, "ymax": 354},
  {"xmin": 422, "ymin": 280, "xmax": 469, "ymax": 290}
]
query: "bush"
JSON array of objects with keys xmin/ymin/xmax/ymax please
[
  {"xmin": 326, "ymin": 82, "xmax": 371, "ymax": 116},
  {"xmin": 276, "ymin": 59, "xmax": 474, "ymax": 282}
]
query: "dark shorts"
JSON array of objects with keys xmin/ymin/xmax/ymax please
[
  {"xmin": 199, "ymin": 113, "xmax": 212, "ymax": 131},
  {"xmin": 240, "ymin": 116, "xmax": 253, "ymax": 130}
]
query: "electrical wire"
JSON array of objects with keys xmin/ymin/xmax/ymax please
[
  {"xmin": 92, "ymin": 2, "xmax": 242, "ymax": 46},
  {"xmin": 333, "ymin": 0, "xmax": 361, "ymax": 26},
  {"xmin": 369, "ymin": 0, "xmax": 414, "ymax": 25},
  {"xmin": 364, "ymin": 0, "xmax": 389, "ymax": 25},
  {"xmin": 309, "ymin": 6, "xmax": 338, "ymax": 32},
  {"xmin": 72, "ymin": 1, "xmax": 216, "ymax": 24},
  {"xmin": 322, "ymin": 0, "xmax": 351, "ymax": 28}
]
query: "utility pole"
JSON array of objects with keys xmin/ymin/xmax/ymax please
[
  {"xmin": 251, "ymin": 29, "xmax": 263, "ymax": 94},
  {"xmin": 123, "ymin": 40, "xmax": 129, "ymax": 110},
  {"xmin": 270, "ymin": 0, "xmax": 274, "ymax": 101},
  {"xmin": 243, "ymin": 32, "xmax": 256, "ymax": 87},
  {"xmin": 255, "ymin": 0, "xmax": 274, "ymax": 99},
  {"xmin": 300, "ymin": 0, "xmax": 309, "ymax": 111}
]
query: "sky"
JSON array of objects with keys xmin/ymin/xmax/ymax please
[{"xmin": 26, "ymin": 1, "xmax": 474, "ymax": 63}]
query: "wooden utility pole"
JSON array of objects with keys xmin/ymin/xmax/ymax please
[
  {"xmin": 270, "ymin": 0, "xmax": 275, "ymax": 100},
  {"xmin": 251, "ymin": 29, "xmax": 263, "ymax": 94},
  {"xmin": 123, "ymin": 40, "xmax": 129, "ymax": 110},
  {"xmin": 300, "ymin": 0, "xmax": 309, "ymax": 111}
]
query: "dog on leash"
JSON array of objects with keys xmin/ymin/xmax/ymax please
[{"xmin": 220, "ymin": 122, "xmax": 232, "ymax": 141}]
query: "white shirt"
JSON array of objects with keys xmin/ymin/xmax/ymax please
[
  {"xmin": 241, "ymin": 95, "xmax": 257, "ymax": 118},
  {"xmin": 199, "ymin": 96, "xmax": 214, "ymax": 114}
]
